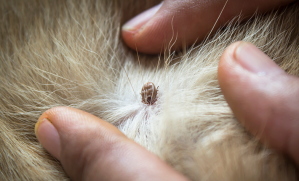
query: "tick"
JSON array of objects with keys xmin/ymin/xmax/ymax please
[{"xmin": 141, "ymin": 82, "xmax": 158, "ymax": 105}]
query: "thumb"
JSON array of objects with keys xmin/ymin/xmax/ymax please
[
  {"xmin": 35, "ymin": 107, "xmax": 188, "ymax": 181},
  {"xmin": 122, "ymin": 0, "xmax": 294, "ymax": 54},
  {"xmin": 122, "ymin": 0, "xmax": 226, "ymax": 54},
  {"xmin": 218, "ymin": 42, "xmax": 299, "ymax": 165}
]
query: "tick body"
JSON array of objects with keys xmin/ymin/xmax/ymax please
[{"xmin": 141, "ymin": 82, "xmax": 158, "ymax": 105}]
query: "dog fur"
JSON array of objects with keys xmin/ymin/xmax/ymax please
[{"xmin": 0, "ymin": 0, "xmax": 299, "ymax": 180}]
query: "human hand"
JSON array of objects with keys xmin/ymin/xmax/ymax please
[
  {"xmin": 218, "ymin": 41, "xmax": 299, "ymax": 165},
  {"xmin": 122, "ymin": 0, "xmax": 295, "ymax": 54},
  {"xmin": 35, "ymin": 107, "xmax": 189, "ymax": 181},
  {"xmin": 34, "ymin": 43, "xmax": 299, "ymax": 180},
  {"xmin": 123, "ymin": 0, "xmax": 299, "ymax": 165}
]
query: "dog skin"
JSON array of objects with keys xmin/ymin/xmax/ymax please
[{"xmin": 0, "ymin": 0, "xmax": 299, "ymax": 180}]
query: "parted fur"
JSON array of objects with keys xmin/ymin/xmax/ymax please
[{"xmin": 0, "ymin": 0, "xmax": 299, "ymax": 180}]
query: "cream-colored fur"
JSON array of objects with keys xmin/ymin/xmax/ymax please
[{"xmin": 0, "ymin": 0, "xmax": 298, "ymax": 180}]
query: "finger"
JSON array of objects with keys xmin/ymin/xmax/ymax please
[
  {"xmin": 218, "ymin": 41, "xmax": 299, "ymax": 165},
  {"xmin": 122, "ymin": 0, "xmax": 295, "ymax": 54},
  {"xmin": 35, "ymin": 107, "xmax": 189, "ymax": 181}
]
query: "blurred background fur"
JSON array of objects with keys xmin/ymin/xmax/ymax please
[{"xmin": 0, "ymin": 0, "xmax": 299, "ymax": 180}]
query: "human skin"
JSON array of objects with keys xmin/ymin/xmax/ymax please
[
  {"xmin": 35, "ymin": 0, "xmax": 299, "ymax": 180},
  {"xmin": 218, "ymin": 41, "xmax": 299, "ymax": 165},
  {"xmin": 122, "ymin": 0, "xmax": 296, "ymax": 54},
  {"xmin": 35, "ymin": 41, "xmax": 299, "ymax": 180},
  {"xmin": 35, "ymin": 107, "xmax": 189, "ymax": 181}
]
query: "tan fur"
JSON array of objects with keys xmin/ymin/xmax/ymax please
[{"xmin": 0, "ymin": 0, "xmax": 299, "ymax": 180}]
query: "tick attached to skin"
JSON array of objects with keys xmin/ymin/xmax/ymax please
[{"xmin": 141, "ymin": 82, "xmax": 158, "ymax": 105}]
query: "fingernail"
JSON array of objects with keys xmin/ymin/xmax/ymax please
[
  {"xmin": 35, "ymin": 118, "xmax": 61, "ymax": 160},
  {"xmin": 234, "ymin": 42, "xmax": 284, "ymax": 76},
  {"xmin": 122, "ymin": 3, "xmax": 162, "ymax": 31}
]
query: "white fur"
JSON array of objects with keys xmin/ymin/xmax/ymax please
[{"xmin": 0, "ymin": 0, "xmax": 299, "ymax": 180}]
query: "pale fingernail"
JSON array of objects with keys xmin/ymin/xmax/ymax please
[
  {"xmin": 35, "ymin": 118, "xmax": 61, "ymax": 160},
  {"xmin": 122, "ymin": 3, "xmax": 162, "ymax": 31},
  {"xmin": 234, "ymin": 42, "xmax": 284, "ymax": 76}
]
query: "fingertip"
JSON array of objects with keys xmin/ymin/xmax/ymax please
[
  {"xmin": 37, "ymin": 106, "xmax": 73, "ymax": 134},
  {"xmin": 122, "ymin": 3, "xmax": 163, "ymax": 32},
  {"xmin": 35, "ymin": 118, "xmax": 61, "ymax": 160},
  {"xmin": 121, "ymin": 29, "xmax": 139, "ymax": 52},
  {"xmin": 218, "ymin": 41, "xmax": 243, "ymax": 79},
  {"xmin": 218, "ymin": 42, "xmax": 299, "ymax": 163},
  {"xmin": 38, "ymin": 106, "xmax": 125, "ymax": 138},
  {"xmin": 36, "ymin": 107, "xmax": 189, "ymax": 180},
  {"xmin": 122, "ymin": 1, "xmax": 200, "ymax": 54},
  {"xmin": 122, "ymin": 3, "xmax": 163, "ymax": 54},
  {"xmin": 35, "ymin": 107, "xmax": 71, "ymax": 160}
]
